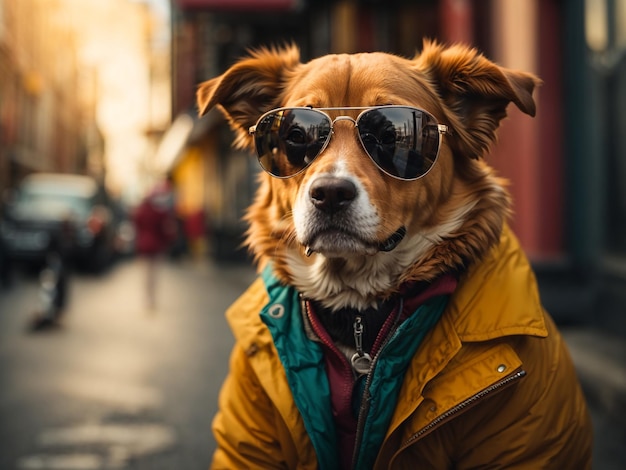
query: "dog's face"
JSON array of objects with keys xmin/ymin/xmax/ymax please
[{"xmin": 198, "ymin": 42, "xmax": 540, "ymax": 310}]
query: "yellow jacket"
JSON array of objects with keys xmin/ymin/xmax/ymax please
[{"xmin": 211, "ymin": 226, "xmax": 592, "ymax": 469}]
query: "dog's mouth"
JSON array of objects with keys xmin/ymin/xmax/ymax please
[{"xmin": 304, "ymin": 226, "xmax": 406, "ymax": 258}]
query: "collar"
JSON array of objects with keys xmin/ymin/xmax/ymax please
[{"xmin": 305, "ymin": 275, "xmax": 458, "ymax": 355}]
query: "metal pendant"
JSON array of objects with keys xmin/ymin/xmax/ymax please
[
  {"xmin": 352, "ymin": 315, "xmax": 372, "ymax": 375},
  {"xmin": 351, "ymin": 352, "xmax": 372, "ymax": 375}
]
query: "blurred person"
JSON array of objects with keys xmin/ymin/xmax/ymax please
[
  {"xmin": 30, "ymin": 248, "xmax": 69, "ymax": 330},
  {"xmin": 133, "ymin": 180, "xmax": 176, "ymax": 310},
  {"xmin": 0, "ymin": 232, "xmax": 10, "ymax": 289}
]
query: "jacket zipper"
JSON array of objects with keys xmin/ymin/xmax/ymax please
[
  {"xmin": 351, "ymin": 315, "xmax": 373, "ymax": 374},
  {"xmin": 399, "ymin": 369, "xmax": 527, "ymax": 450},
  {"xmin": 350, "ymin": 350, "xmax": 377, "ymax": 468},
  {"xmin": 351, "ymin": 298, "xmax": 405, "ymax": 470}
]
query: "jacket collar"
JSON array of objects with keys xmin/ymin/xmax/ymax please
[
  {"xmin": 447, "ymin": 224, "xmax": 547, "ymax": 342},
  {"xmin": 226, "ymin": 225, "xmax": 547, "ymax": 356}
]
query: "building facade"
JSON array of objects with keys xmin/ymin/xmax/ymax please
[
  {"xmin": 0, "ymin": 0, "xmax": 104, "ymax": 194},
  {"xmin": 168, "ymin": 0, "xmax": 626, "ymax": 329}
]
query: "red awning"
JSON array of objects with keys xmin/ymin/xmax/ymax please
[{"xmin": 174, "ymin": 0, "xmax": 299, "ymax": 10}]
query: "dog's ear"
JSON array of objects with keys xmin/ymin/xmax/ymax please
[
  {"xmin": 196, "ymin": 45, "xmax": 301, "ymax": 148},
  {"xmin": 415, "ymin": 40, "xmax": 541, "ymax": 159}
]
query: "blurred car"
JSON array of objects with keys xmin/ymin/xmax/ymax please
[{"xmin": 0, "ymin": 173, "xmax": 116, "ymax": 272}]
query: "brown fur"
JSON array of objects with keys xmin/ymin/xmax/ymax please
[{"xmin": 197, "ymin": 41, "xmax": 540, "ymax": 308}]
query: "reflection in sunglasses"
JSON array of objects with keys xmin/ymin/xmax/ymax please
[{"xmin": 249, "ymin": 106, "xmax": 449, "ymax": 180}]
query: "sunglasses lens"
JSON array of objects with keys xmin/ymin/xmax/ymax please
[
  {"xmin": 254, "ymin": 109, "xmax": 331, "ymax": 177},
  {"xmin": 358, "ymin": 107, "xmax": 440, "ymax": 180}
]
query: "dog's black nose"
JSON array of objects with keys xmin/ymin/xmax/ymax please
[{"xmin": 309, "ymin": 176, "xmax": 357, "ymax": 213}]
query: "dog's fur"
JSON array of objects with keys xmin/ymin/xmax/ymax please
[{"xmin": 197, "ymin": 41, "xmax": 540, "ymax": 316}]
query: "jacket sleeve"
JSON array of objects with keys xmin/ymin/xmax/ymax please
[
  {"xmin": 210, "ymin": 343, "xmax": 300, "ymax": 470},
  {"xmin": 451, "ymin": 318, "xmax": 593, "ymax": 469}
]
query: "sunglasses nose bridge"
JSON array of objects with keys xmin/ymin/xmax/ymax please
[
  {"xmin": 329, "ymin": 116, "xmax": 358, "ymax": 141},
  {"xmin": 331, "ymin": 115, "xmax": 358, "ymax": 126}
]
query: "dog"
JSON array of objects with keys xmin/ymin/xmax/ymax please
[{"xmin": 198, "ymin": 41, "xmax": 592, "ymax": 469}]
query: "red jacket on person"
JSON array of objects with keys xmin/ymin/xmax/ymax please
[{"xmin": 133, "ymin": 197, "xmax": 175, "ymax": 255}]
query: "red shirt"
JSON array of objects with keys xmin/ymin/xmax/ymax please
[{"xmin": 133, "ymin": 199, "xmax": 175, "ymax": 255}]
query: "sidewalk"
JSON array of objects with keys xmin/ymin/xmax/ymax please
[{"xmin": 562, "ymin": 327, "xmax": 626, "ymax": 424}]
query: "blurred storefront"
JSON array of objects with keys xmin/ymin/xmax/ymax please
[
  {"xmin": 168, "ymin": 0, "xmax": 625, "ymax": 330},
  {"xmin": 572, "ymin": 0, "xmax": 626, "ymax": 333}
]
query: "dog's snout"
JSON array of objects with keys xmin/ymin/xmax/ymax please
[{"xmin": 309, "ymin": 176, "xmax": 357, "ymax": 213}]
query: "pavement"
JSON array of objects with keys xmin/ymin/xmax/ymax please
[
  {"xmin": 536, "ymin": 263, "xmax": 626, "ymax": 467},
  {"xmin": 560, "ymin": 327, "xmax": 626, "ymax": 470},
  {"xmin": 561, "ymin": 327, "xmax": 626, "ymax": 425}
]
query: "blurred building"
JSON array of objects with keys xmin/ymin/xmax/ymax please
[
  {"xmin": 0, "ymin": 0, "xmax": 171, "ymax": 205},
  {"xmin": 166, "ymin": 0, "xmax": 625, "ymax": 331},
  {"xmin": 0, "ymin": 0, "xmax": 104, "ymax": 193}
]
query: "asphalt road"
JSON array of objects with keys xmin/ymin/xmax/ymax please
[
  {"xmin": 0, "ymin": 257, "xmax": 256, "ymax": 469},
  {"xmin": 0, "ymin": 256, "xmax": 624, "ymax": 469}
]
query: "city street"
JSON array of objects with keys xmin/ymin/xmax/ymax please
[
  {"xmin": 0, "ymin": 257, "xmax": 256, "ymax": 469},
  {"xmin": 0, "ymin": 257, "xmax": 624, "ymax": 469}
]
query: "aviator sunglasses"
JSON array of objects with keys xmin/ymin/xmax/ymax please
[{"xmin": 248, "ymin": 105, "xmax": 450, "ymax": 180}]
